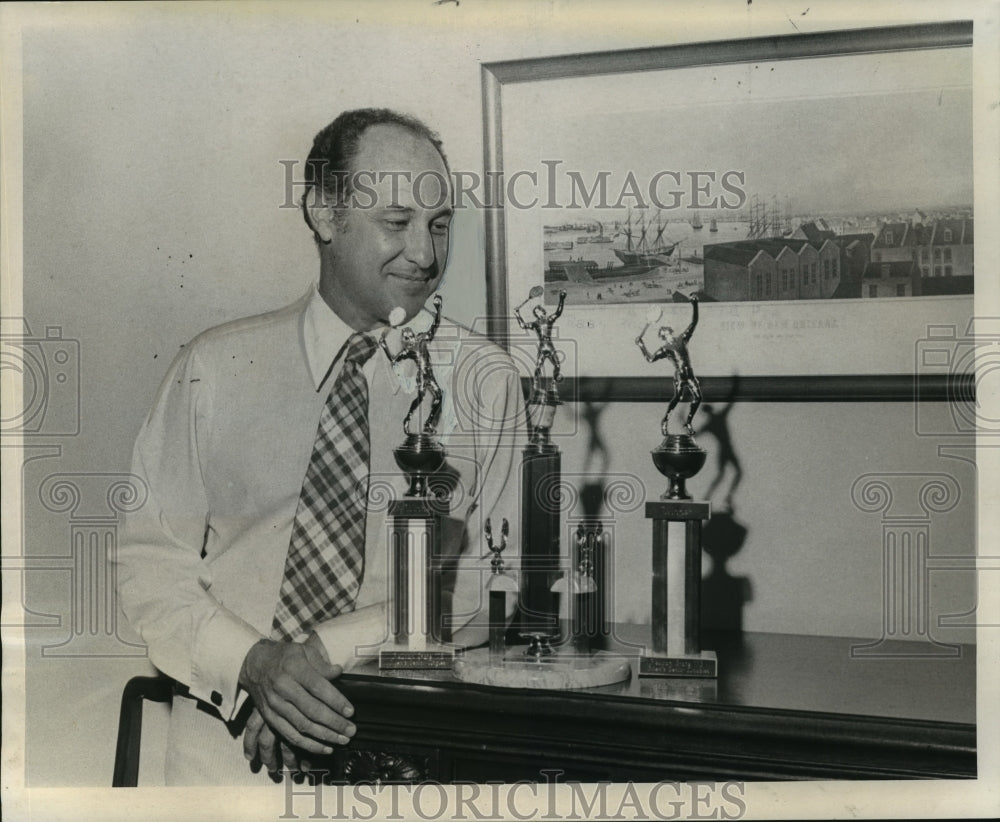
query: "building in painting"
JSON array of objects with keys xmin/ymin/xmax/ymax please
[
  {"xmin": 701, "ymin": 244, "xmax": 776, "ymax": 301},
  {"xmin": 920, "ymin": 218, "xmax": 974, "ymax": 279},
  {"xmin": 870, "ymin": 222, "xmax": 921, "ymax": 264},
  {"xmin": 703, "ymin": 235, "xmax": 843, "ymax": 302},
  {"xmin": 703, "ymin": 217, "xmax": 971, "ymax": 301},
  {"xmin": 861, "ymin": 260, "xmax": 921, "ymax": 298}
]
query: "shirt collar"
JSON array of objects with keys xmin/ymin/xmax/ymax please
[
  {"xmin": 301, "ymin": 285, "xmax": 441, "ymax": 393},
  {"xmin": 302, "ymin": 286, "xmax": 382, "ymax": 392}
]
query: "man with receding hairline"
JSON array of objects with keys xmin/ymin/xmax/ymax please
[{"xmin": 116, "ymin": 109, "xmax": 525, "ymax": 784}]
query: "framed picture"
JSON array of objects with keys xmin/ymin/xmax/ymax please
[{"xmin": 481, "ymin": 22, "xmax": 975, "ymax": 401}]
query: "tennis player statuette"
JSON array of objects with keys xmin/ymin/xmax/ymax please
[
  {"xmin": 635, "ymin": 297, "xmax": 706, "ymax": 501},
  {"xmin": 514, "ymin": 286, "xmax": 567, "ymax": 444},
  {"xmin": 636, "ymin": 297, "xmax": 716, "ymax": 678},
  {"xmin": 381, "ymin": 294, "xmax": 446, "ymax": 498}
]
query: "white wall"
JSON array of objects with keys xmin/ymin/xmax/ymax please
[{"xmin": 9, "ymin": 0, "xmax": 985, "ymax": 786}]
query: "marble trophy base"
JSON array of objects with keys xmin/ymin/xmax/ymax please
[
  {"xmin": 379, "ymin": 642, "xmax": 462, "ymax": 671},
  {"xmin": 638, "ymin": 649, "xmax": 717, "ymax": 678},
  {"xmin": 453, "ymin": 646, "xmax": 631, "ymax": 690}
]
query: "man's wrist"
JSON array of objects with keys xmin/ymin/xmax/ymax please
[
  {"xmin": 303, "ymin": 631, "xmax": 330, "ymax": 662},
  {"xmin": 239, "ymin": 638, "xmax": 272, "ymax": 689}
]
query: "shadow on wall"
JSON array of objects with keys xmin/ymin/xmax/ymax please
[{"xmin": 697, "ymin": 384, "xmax": 753, "ymax": 641}]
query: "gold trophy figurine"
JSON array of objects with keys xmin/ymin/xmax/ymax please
[
  {"xmin": 380, "ymin": 294, "xmax": 446, "ymax": 497},
  {"xmin": 636, "ymin": 297, "xmax": 706, "ymax": 500},
  {"xmin": 514, "ymin": 286, "xmax": 567, "ymax": 443}
]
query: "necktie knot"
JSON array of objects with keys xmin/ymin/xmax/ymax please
[{"xmin": 345, "ymin": 333, "xmax": 378, "ymax": 369}]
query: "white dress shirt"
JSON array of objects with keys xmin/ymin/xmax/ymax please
[{"xmin": 115, "ymin": 286, "xmax": 525, "ymax": 783}]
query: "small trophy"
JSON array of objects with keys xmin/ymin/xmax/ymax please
[
  {"xmin": 485, "ymin": 518, "xmax": 518, "ymax": 665},
  {"xmin": 378, "ymin": 295, "xmax": 456, "ymax": 669},
  {"xmin": 550, "ymin": 523, "xmax": 599, "ymax": 654},
  {"xmin": 513, "ymin": 287, "xmax": 567, "ymax": 655},
  {"xmin": 635, "ymin": 297, "xmax": 716, "ymax": 678}
]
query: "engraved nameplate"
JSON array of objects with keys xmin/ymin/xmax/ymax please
[
  {"xmin": 645, "ymin": 501, "xmax": 711, "ymax": 521},
  {"xmin": 379, "ymin": 648, "xmax": 459, "ymax": 670},
  {"xmin": 389, "ymin": 499, "xmax": 438, "ymax": 518},
  {"xmin": 638, "ymin": 652, "xmax": 718, "ymax": 678}
]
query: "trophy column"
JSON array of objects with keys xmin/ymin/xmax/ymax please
[
  {"xmin": 382, "ymin": 492, "xmax": 453, "ymax": 668},
  {"xmin": 642, "ymin": 496, "xmax": 715, "ymax": 676},
  {"xmin": 519, "ymin": 386, "xmax": 561, "ymax": 653}
]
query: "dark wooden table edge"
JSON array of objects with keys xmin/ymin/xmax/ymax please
[{"xmin": 337, "ymin": 669, "xmax": 976, "ymax": 780}]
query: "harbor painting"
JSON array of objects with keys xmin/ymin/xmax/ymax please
[
  {"xmin": 488, "ymin": 24, "xmax": 978, "ymax": 376},
  {"xmin": 522, "ymin": 43, "xmax": 973, "ymax": 308},
  {"xmin": 542, "ymin": 205, "xmax": 974, "ymax": 308}
]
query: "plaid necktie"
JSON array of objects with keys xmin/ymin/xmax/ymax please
[{"xmin": 272, "ymin": 332, "xmax": 379, "ymax": 640}]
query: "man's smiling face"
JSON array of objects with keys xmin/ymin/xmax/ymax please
[{"xmin": 318, "ymin": 123, "xmax": 452, "ymax": 331}]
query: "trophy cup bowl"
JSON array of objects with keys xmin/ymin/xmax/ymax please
[
  {"xmin": 393, "ymin": 433, "xmax": 446, "ymax": 497},
  {"xmin": 651, "ymin": 434, "xmax": 707, "ymax": 500}
]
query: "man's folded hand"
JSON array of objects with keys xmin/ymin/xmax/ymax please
[{"xmin": 238, "ymin": 635, "xmax": 356, "ymax": 756}]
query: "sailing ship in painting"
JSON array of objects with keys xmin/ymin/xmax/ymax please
[
  {"xmin": 612, "ymin": 210, "xmax": 677, "ymax": 269},
  {"xmin": 544, "ymin": 210, "xmax": 679, "ymax": 283}
]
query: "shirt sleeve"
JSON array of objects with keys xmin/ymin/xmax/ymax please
[
  {"xmin": 114, "ymin": 342, "xmax": 265, "ymax": 720},
  {"xmin": 310, "ymin": 602, "xmax": 388, "ymax": 669}
]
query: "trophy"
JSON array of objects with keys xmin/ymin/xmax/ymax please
[
  {"xmin": 513, "ymin": 286, "xmax": 567, "ymax": 655},
  {"xmin": 377, "ymin": 295, "xmax": 456, "ymax": 669},
  {"xmin": 484, "ymin": 518, "xmax": 518, "ymax": 664},
  {"xmin": 550, "ymin": 523, "xmax": 598, "ymax": 654},
  {"xmin": 451, "ymin": 288, "xmax": 630, "ymax": 690},
  {"xmin": 635, "ymin": 297, "xmax": 717, "ymax": 678}
]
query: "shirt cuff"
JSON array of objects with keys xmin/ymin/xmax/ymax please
[
  {"xmin": 190, "ymin": 609, "xmax": 265, "ymax": 720},
  {"xmin": 311, "ymin": 603, "xmax": 388, "ymax": 671}
]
